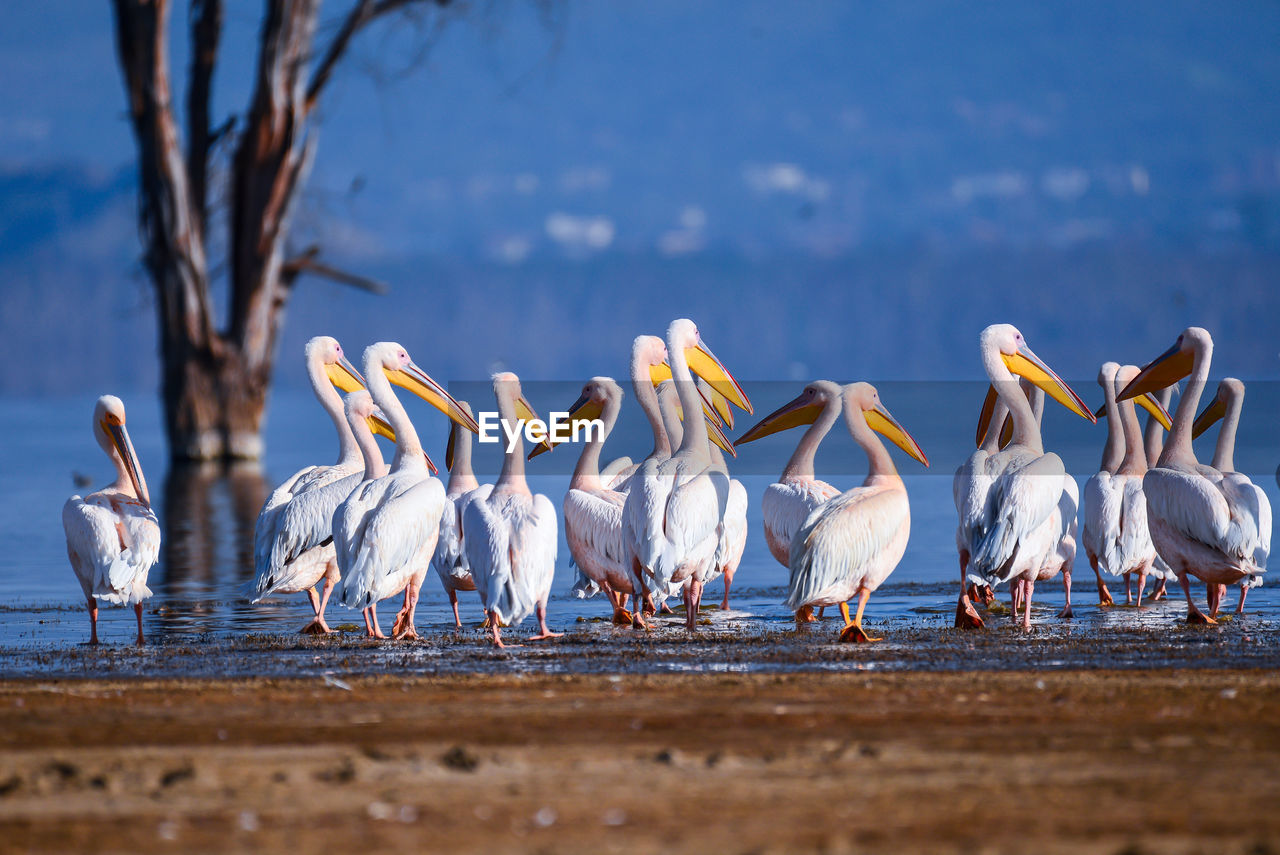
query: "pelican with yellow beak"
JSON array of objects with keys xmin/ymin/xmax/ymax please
[
  {"xmin": 1118, "ymin": 328, "xmax": 1267, "ymax": 623},
  {"xmin": 63, "ymin": 395, "xmax": 161, "ymax": 645},
  {"xmin": 250, "ymin": 336, "xmax": 370, "ymax": 633},
  {"xmin": 1143, "ymin": 385, "xmax": 1178, "ymax": 600},
  {"xmin": 463, "ymin": 372, "xmax": 559, "ymax": 647},
  {"xmin": 788, "ymin": 382, "xmax": 929, "ymax": 642},
  {"xmin": 622, "ymin": 319, "xmax": 752, "ymax": 631},
  {"xmin": 967, "ymin": 324, "xmax": 1097, "ymax": 632},
  {"xmin": 1192, "ymin": 377, "xmax": 1271, "ymax": 616},
  {"xmin": 333, "ymin": 342, "xmax": 478, "ymax": 639}
]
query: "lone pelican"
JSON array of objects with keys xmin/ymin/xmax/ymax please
[
  {"xmin": 432, "ymin": 401, "xmax": 492, "ymax": 628},
  {"xmin": 1118, "ymin": 327, "xmax": 1267, "ymax": 623},
  {"xmin": 250, "ymin": 336, "xmax": 367, "ymax": 632},
  {"xmin": 788, "ymin": 383, "xmax": 929, "ymax": 642},
  {"xmin": 622, "ymin": 319, "xmax": 751, "ymax": 631},
  {"xmin": 735, "ymin": 380, "xmax": 844, "ymax": 621},
  {"xmin": 63, "ymin": 395, "xmax": 160, "ymax": 645},
  {"xmin": 334, "ymin": 342, "xmax": 478, "ymax": 638},
  {"xmin": 967, "ymin": 324, "xmax": 1096, "ymax": 632},
  {"xmin": 1192, "ymin": 377, "xmax": 1271, "ymax": 616},
  {"xmin": 463, "ymin": 373, "xmax": 559, "ymax": 647}
]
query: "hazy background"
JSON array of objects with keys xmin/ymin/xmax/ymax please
[{"xmin": 2, "ymin": 1, "xmax": 1278, "ymax": 400}]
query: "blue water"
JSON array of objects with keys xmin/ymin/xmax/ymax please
[{"xmin": 3, "ymin": 389, "xmax": 1277, "ymax": 649}]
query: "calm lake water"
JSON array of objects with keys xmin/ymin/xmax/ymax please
[{"xmin": 3, "ymin": 386, "xmax": 1278, "ymax": 653}]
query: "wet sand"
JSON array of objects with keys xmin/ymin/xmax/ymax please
[{"xmin": 2, "ymin": 669, "xmax": 1279, "ymax": 854}]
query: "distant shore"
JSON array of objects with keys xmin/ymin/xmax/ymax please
[{"xmin": 2, "ymin": 670, "xmax": 1278, "ymax": 853}]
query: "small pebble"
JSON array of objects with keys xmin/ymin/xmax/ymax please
[{"xmin": 534, "ymin": 807, "xmax": 557, "ymax": 828}]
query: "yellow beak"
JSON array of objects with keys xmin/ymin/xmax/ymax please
[
  {"xmin": 1192, "ymin": 395, "xmax": 1228, "ymax": 439},
  {"xmin": 325, "ymin": 355, "xmax": 366, "ymax": 394},
  {"xmin": 735, "ymin": 390, "xmax": 825, "ymax": 446},
  {"xmin": 528, "ymin": 392, "xmax": 603, "ymax": 460},
  {"xmin": 103, "ymin": 417, "xmax": 150, "ymax": 507},
  {"xmin": 386, "ymin": 362, "xmax": 481, "ymax": 434},
  {"xmin": 974, "ymin": 384, "xmax": 1001, "ymax": 447},
  {"xmin": 1117, "ymin": 340, "xmax": 1195, "ymax": 403},
  {"xmin": 696, "ymin": 378, "xmax": 735, "ymax": 429},
  {"xmin": 864, "ymin": 403, "xmax": 929, "ymax": 467},
  {"xmin": 515, "ymin": 395, "xmax": 554, "ymax": 453},
  {"xmin": 649, "ymin": 362, "xmax": 673, "ymax": 386},
  {"xmin": 685, "ymin": 340, "xmax": 752, "ymax": 414},
  {"xmin": 1001, "ymin": 344, "xmax": 1095, "ymax": 423},
  {"xmin": 1092, "ymin": 392, "xmax": 1173, "ymax": 431}
]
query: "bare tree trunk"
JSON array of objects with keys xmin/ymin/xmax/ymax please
[{"xmin": 109, "ymin": 0, "xmax": 444, "ymax": 461}]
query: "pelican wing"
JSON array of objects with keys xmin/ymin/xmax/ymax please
[
  {"xmin": 1081, "ymin": 472, "xmax": 1121, "ymax": 569},
  {"xmin": 564, "ymin": 487, "xmax": 628, "ymax": 587},
  {"xmin": 715, "ymin": 478, "xmax": 749, "ymax": 570},
  {"xmin": 62, "ymin": 494, "xmax": 158, "ymax": 605},
  {"xmin": 251, "ymin": 471, "xmax": 360, "ymax": 600},
  {"xmin": 1222, "ymin": 473, "xmax": 1272, "ymax": 578},
  {"xmin": 971, "ymin": 451, "xmax": 1069, "ymax": 583},
  {"xmin": 653, "ymin": 463, "xmax": 728, "ymax": 590},
  {"xmin": 1115, "ymin": 474, "xmax": 1152, "ymax": 575},
  {"xmin": 622, "ymin": 457, "xmax": 674, "ymax": 576},
  {"xmin": 335, "ymin": 474, "xmax": 444, "ymax": 608},
  {"xmin": 787, "ymin": 486, "xmax": 909, "ymax": 609},
  {"xmin": 432, "ymin": 484, "xmax": 494, "ymax": 587},
  {"xmin": 600, "ymin": 457, "xmax": 638, "ymax": 492},
  {"xmin": 463, "ymin": 492, "xmax": 555, "ymax": 624},
  {"xmin": 252, "ymin": 466, "xmax": 314, "ymax": 575},
  {"xmin": 763, "ymin": 480, "xmax": 840, "ymax": 567},
  {"xmin": 1145, "ymin": 467, "xmax": 1266, "ymax": 573}
]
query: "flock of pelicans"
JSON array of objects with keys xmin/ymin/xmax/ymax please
[{"xmin": 62, "ymin": 321, "xmax": 1270, "ymax": 648}]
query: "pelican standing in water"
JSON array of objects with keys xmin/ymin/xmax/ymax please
[
  {"xmin": 1118, "ymin": 327, "xmax": 1267, "ymax": 623},
  {"xmin": 623, "ymin": 319, "xmax": 751, "ymax": 631},
  {"xmin": 735, "ymin": 380, "xmax": 844, "ymax": 621},
  {"xmin": 250, "ymin": 336, "xmax": 367, "ymax": 632},
  {"xmin": 334, "ymin": 342, "xmax": 478, "ymax": 638},
  {"xmin": 463, "ymin": 373, "xmax": 558, "ymax": 647},
  {"xmin": 1192, "ymin": 378, "xmax": 1271, "ymax": 616},
  {"xmin": 967, "ymin": 324, "xmax": 1096, "ymax": 632},
  {"xmin": 63, "ymin": 396, "xmax": 160, "ymax": 645},
  {"xmin": 432, "ymin": 401, "xmax": 493, "ymax": 628},
  {"xmin": 1081, "ymin": 362, "xmax": 1124, "ymax": 608},
  {"xmin": 952, "ymin": 387, "xmax": 1011, "ymax": 629},
  {"xmin": 1085, "ymin": 365, "xmax": 1173, "ymax": 607},
  {"xmin": 788, "ymin": 383, "xmax": 929, "ymax": 642},
  {"xmin": 1144, "ymin": 385, "xmax": 1177, "ymax": 600}
]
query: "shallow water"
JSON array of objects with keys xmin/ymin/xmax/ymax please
[{"xmin": 3, "ymin": 391, "xmax": 1278, "ymax": 675}]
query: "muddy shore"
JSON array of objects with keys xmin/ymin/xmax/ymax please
[{"xmin": 2, "ymin": 669, "xmax": 1278, "ymax": 853}]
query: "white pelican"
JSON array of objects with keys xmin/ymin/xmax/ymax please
[
  {"xmin": 431, "ymin": 401, "xmax": 493, "ymax": 629},
  {"xmin": 1081, "ymin": 362, "xmax": 1124, "ymax": 608},
  {"xmin": 1192, "ymin": 377, "xmax": 1272, "ymax": 616},
  {"xmin": 967, "ymin": 324, "xmax": 1096, "ymax": 631},
  {"xmin": 463, "ymin": 372, "xmax": 559, "ymax": 648},
  {"xmin": 655, "ymin": 378, "xmax": 745, "ymax": 610},
  {"xmin": 334, "ymin": 342, "xmax": 478, "ymax": 638},
  {"xmin": 735, "ymin": 380, "xmax": 844, "ymax": 620},
  {"xmin": 1144, "ymin": 385, "xmax": 1177, "ymax": 600},
  {"xmin": 250, "ymin": 336, "xmax": 366, "ymax": 632},
  {"xmin": 1117, "ymin": 327, "xmax": 1267, "ymax": 624},
  {"xmin": 63, "ymin": 395, "xmax": 160, "ymax": 645},
  {"xmin": 1083, "ymin": 365, "xmax": 1173, "ymax": 607},
  {"xmin": 622, "ymin": 319, "xmax": 751, "ymax": 631},
  {"xmin": 787, "ymin": 383, "xmax": 929, "ymax": 642},
  {"xmin": 553, "ymin": 376, "xmax": 635, "ymax": 624}
]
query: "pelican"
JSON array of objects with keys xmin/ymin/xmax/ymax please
[
  {"xmin": 655, "ymin": 378, "xmax": 746, "ymax": 610},
  {"xmin": 250, "ymin": 336, "xmax": 366, "ymax": 633},
  {"xmin": 1192, "ymin": 378, "xmax": 1271, "ymax": 616},
  {"xmin": 787, "ymin": 383, "xmax": 929, "ymax": 642},
  {"xmin": 334, "ymin": 342, "xmax": 478, "ymax": 638},
  {"xmin": 432, "ymin": 401, "xmax": 493, "ymax": 628},
  {"xmin": 1081, "ymin": 362, "xmax": 1124, "ymax": 608},
  {"xmin": 463, "ymin": 373, "xmax": 559, "ymax": 647},
  {"xmin": 735, "ymin": 380, "xmax": 844, "ymax": 621},
  {"xmin": 622, "ymin": 319, "xmax": 751, "ymax": 631},
  {"xmin": 967, "ymin": 324, "xmax": 1096, "ymax": 632},
  {"xmin": 63, "ymin": 395, "xmax": 160, "ymax": 645},
  {"xmin": 1144, "ymin": 385, "xmax": 1178, "ymax": 600},
  {"xmin": 555, "ymin": 376, "xmax": 635, "ymax": 624},
  {"xmin": 1117, "ymin": 327, "xmax": 1266, "ymax": 624}
]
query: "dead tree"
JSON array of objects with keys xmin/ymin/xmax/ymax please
[{"xmin": 110, "ymin": 0, "xmax": 448, "ymax": 461}]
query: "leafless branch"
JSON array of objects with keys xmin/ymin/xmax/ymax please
[
  {"xmin": 187, "ymin": 0, "xmax": 223, "ymax": 237},
  {"xmin": 281, "ymin": 246, "xmax": 389, "ymax": 294}
]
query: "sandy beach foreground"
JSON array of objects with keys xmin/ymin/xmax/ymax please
[{"xmin": 1, "ymin": 670, "xmax": 1278, "ymax": 854}]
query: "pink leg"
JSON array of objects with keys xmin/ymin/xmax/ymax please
[
  {"xmin": 1058, "ymin": 568, "xmax": 1074, "ymax": 619},
  {"xmin": 134, "ymin": 603, "xmax": 145, "ymax": 646},
  {"xmin": 1124, "ymin": 574, "xmax": 1133, "ymax": 606},
  {"xmin": 315, "ymin": 576, "xmax": 335, "ymax": 632},
  {"xmin": 1179, "ymin": 575, "xmax": 1215, "ymax": 625},
  {"xmin": 1090, "ymin": 553, "xmax": 1114, "ymax": 607},
  {"xmin": 86, "ymin": 597, "xmax": 100, "ymax": 646},
  {"xmin": 955, "ymin": 550, "xmax": 985, "ymax": 629},
  {"xmin": 1021, "ymin": 579, "xmax": 1035, "ymax": 632},
  {"xmin": 393, "ymin": 582, "xmax": 421, "ymax": 640},
  {"xmin": 300, "ymin": 586, "xmax": 329, "ymax": 635},
  {"xmin": 364, "ymin": 603, "xmax": 387, "ymax": 639},
  {"xmin": 489, "ymin": 611, "xmax": 521, "ymax": 648},
  {"xmin": 448, "ymin": 588, "xmax": 462, "ymax": 629},
  {"xmin": 1237, "ymin": 583, "xmax": 1249, "ymax": 615},
  {"xmin": 528, "ymin": 600, "xmax": 563, "ymax": 641},
  {"xmin": 1135, "ymin": 569, "xmax": 1148, "ymax": 608},
  {"xmin": 685, "ymin": 579, "xmax": 704, "ymax": 632},
  {"xmin": 720, "ymin": 572, "xmax": 732, "ymax": 610}
]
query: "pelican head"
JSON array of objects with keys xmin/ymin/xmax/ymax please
[
  {"xmin": 1117, "ymin": 326, "xmax": 1212, "ymax": 402},
  {"xmin": 1113, "ymin": 365, "xmax": 1174, "ymax": 430},
  {"xmin": 445, "ymin": 400, "xmax": 476, "ymax": 471},
  {"xmin": 666, "ymin": 318, "xmax": 753, "ymax": 414},
  {"xmin": 633, "ymin": 335, "xmax": 670, "ymax": 382},
  {"xmin": 306, "ymin": 335, "xmax": 365, "ymax": 393},
  {"xmin": 735, "ymin": 380, "xmax": 843, "ymax": 445},
  {"xmin": 1192, "ymin": 377, "xmax": 1245, "ymax": 438},
  {"xmin": 365, "ymin": 341, "xmax": 480, "ymax": 434},
  {"xmin": 980, "ymin": 323, "xmax": 1095, "ymax": 423},
  {"xmin": 93, "ymin": 395, "xmax": 150, "ymax": 507},
  {"xmin": 842, "ymin": 382, "xmax": 929, "ymax": 467},
  {"xmin": 493, "ymin": 371, "xmax": 553, "ymax": 452},
  {"xmin": 529, "ymin": 377, "xmax": 622, "ymax": 459}
]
